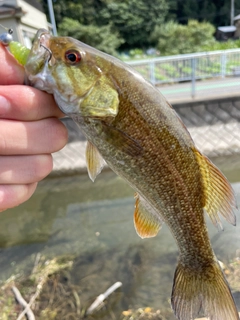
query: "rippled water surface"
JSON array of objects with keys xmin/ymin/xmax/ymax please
[{"xmin": 1, "ymin": 168, "xmax": 240, "ymax": 318}]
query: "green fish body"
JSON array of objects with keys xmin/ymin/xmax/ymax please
[{"xmin": 25, "ymin": 29, "xmax": 239, "ymax": 320}]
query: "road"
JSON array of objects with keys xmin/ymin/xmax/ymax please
[{"xmin": 158, "ymin": 77, "xmax": 240, "ymax": 104}]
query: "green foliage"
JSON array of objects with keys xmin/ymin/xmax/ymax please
[
  {"xmin": 202, "ymin": 39, "xmax": 240, "ymax": 51},
  {"xmin": 41, "ymin": 0, "xmax": 120, "ymax": 53},
  {"xmin": 167, "ymin": 0, "xmax": 239, "ymax": 26},
  {"xmin": 99, "ymin": 0, "xmax": 169, "ymax": 49},
  {"xmin": 40, "ymin": 0, "xmax": 240, "ymax": 55},
  {"xmin": 129, "ymin": 49, "xmax": 144, "ymax": 58},
  {"xmin": 41, "ymin": 0, "xmax": 83, "ymax": 24},
  {"xmin": 41, "ymin": 0, "xmax": 240, "ymax": 29},
  {"xmin": 181, "ymin": 0, "xmax": 199, "ymax": 21},
  {"xmin": 151, "ymin": 20, "xmax": 216, "ymax": 55},
  {"xmin": 41, "ymin": 0, "xmax": 168, "ymax": 51},
  {"xmin": 58, "ymin": 18, "xmax": 124, "ymax": 56}
]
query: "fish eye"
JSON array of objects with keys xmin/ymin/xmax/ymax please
[{"xmin": 65, "ymin": 50, "xmax": 81, "ymax": 64}]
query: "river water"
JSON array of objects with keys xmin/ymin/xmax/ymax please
[{"xmin": 0, "ymin": 168, "xmax": 240, "ymax": 319}]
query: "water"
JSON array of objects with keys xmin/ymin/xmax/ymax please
[{"xmin": 1, "ymin": 169, "xmax": 240, "ymax": 319}]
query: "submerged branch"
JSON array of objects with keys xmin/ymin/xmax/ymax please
[
  {"xmin": 12, "ymin": 286, "xmax": 35, "ymax": 320},
  {"xmin": 86, "ymin": 281, "xmax": 122, "ymax": 315}
]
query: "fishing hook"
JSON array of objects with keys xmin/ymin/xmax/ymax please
[{"xmin": 40, "ymin": 43, "xmax": 52, "ymax": 62}]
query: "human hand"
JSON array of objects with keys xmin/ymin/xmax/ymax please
[{"xmin": 0, "ymin": 44, "xmax": 68, "ymax": 211}]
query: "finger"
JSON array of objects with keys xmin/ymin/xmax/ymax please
[
  {"xmin": 0, "ymin": 154, "xmax": 53, "ymax": 184},
  {"xmin": 0, "ymin": 44, "xmax": 25, "ymax": 85},
  {"xmin": 0, "ymin": 183, "xmax": 37, "ymax": 211},
  {"xmin": 0, "ymin": 85, "xmax": 65, "ymax": 120},
  {"xmin": 0, "ymin": 118, "xmax": 68, "ymax": 155}
]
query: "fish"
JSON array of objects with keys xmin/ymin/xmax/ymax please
[{"xmin": 24, "ymin": 29, "xmax": 239, "ymax": 320}]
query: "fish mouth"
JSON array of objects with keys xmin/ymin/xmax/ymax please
[
  {"xmin": 39, "ymin": 43, "xmax": 52, "ymax": 62},
  {"xmin": 25, "ymin": 29, "xmax": 54, "ymax": 76},
  {"xmin": 31, "ymin": 29, "xmax": 52, "ymax": 63},
  {"xmin": 25, "ymin": 29, "xmax": 55, "ymax": 92},
  {"xmin": 25, "ymin": 29, "xmax": 81, "ymax": 112}
]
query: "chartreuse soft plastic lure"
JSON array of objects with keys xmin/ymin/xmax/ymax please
[
  {"xmin": 0, "ymin": 28, "xmax": 30, "ymax": 66},
  {"xmin": 8, "ymin": 41, "xmax": 30, "ymax": 66}
]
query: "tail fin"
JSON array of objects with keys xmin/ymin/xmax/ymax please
[{"xmin": 171, "ymin": 260, "xmax": 239, "ymax": 320}]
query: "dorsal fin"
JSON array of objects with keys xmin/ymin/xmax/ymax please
[
  {"xmin": 134, "ymin": 193, "xmax": 163, "ymax": 238},
  {"xmin": 85, "ymin": 141, "xmax": 105, "ymax": 182},
  {"xmin": 194, "ymin": 149, "xmax": 237, "ymax": 230}
]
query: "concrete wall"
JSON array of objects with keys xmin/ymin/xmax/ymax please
[{"xmin": 172, "ymin": 96, "xmax": 240, "ymax": 128}]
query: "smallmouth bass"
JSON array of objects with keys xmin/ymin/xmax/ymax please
[{"xmin": 24, "ymin": 29, "xmax": 239, "ymax": 320}]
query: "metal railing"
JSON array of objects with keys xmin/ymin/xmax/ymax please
[{"xmin": 127, "ymin": 49, "xmax": 240, "ymax": 88}]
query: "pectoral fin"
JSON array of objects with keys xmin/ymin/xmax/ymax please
[
  {"xmin": 86, "ymin": 141, "xmax": 105, "ymax": 182},
  {"xmin": 134, "ymin": 193, "xmax": 163, "ymax": 238},
  {"xmin": 195, "ymin": 149, "xmax": 237, "ymax": 230},
  {"xmin": 102, "ymin": 123, "xmax": 143, "ymax": 157}
]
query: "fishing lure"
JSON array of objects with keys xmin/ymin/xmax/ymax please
[
  {"xmin": 0, "ymin": 28, "xmax": 30, "ymax": 66},
  {"xmin": 9, "ymin": 41, "xmax": 30, "ymax": 66}
]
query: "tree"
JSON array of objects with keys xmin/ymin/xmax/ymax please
[
  {"xmin": 151, "ymin": 20, "xmax": 216, "ymax": 56},
  {"xmin": 58, "ymin": 18, "xmax": 124, "ymax": 56},
  {"xmin": 41, "ymin": 0, "xmax": 83, "ymax": 24},
  {"xmin": 41, "ymin": 0, "xmax": 169, "ymax": 51},
  {"xmin": 167, "ymin": 0, "xmax": 240, "ymax": 27},
  {"xmin": 41, "ymin": 0, "xmax": 123, "ymax": 54},
  {"xmin": 99, "ymin": 0, "xmax": 169, "ymax": 49}
]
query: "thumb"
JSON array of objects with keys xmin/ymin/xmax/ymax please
[{"xmin": 0, "ymin": 44, "xmax": 25, "ymax": 85}]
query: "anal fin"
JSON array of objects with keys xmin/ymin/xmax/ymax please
[
  {"xmin": 194, "ymin": 149, "xmax": 237, "ymax": 230},
  {"xmin": 85, "ymin": 141, "xmax": 106, "ymax": 182},
  {"xmin": 134, "ymin": 193, "xmax": 163, "ymax": 238}
]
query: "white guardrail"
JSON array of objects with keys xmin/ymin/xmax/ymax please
[{"xmin": 127, "ymin": 48, "xmax": 240, "ymax": 88}]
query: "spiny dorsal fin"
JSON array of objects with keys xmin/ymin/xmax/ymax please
[
  {"xmin": 195, "ymin": 149, "xmax": 237, "ymax": 230},
  {"xmin": 85, "ymin": 141, "xmax": 105, "ymax": 182},
  {"xmin": 134, "ymin": 193, "xmax": 163, "ymax": 238}
]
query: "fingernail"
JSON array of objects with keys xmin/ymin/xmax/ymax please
[{"xmin": 0, "ymin": 96, "xmax": 11, "ymax": 115}]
